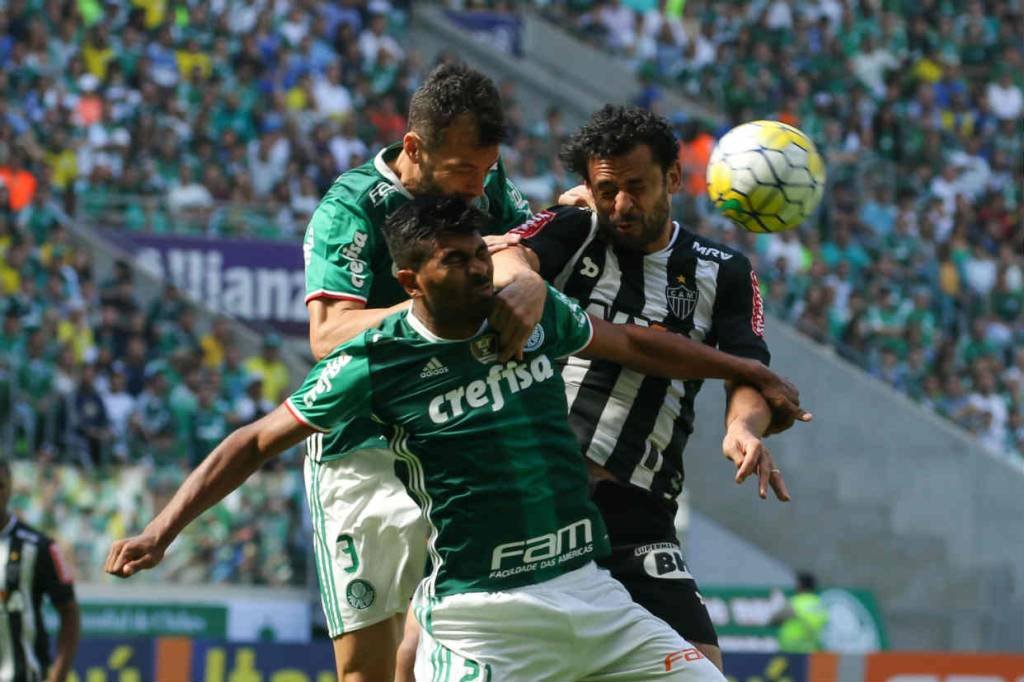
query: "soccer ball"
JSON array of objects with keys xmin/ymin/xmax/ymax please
[{"xmin": 706, "ymin": 120, "xmax": 826, "ymax": 233}]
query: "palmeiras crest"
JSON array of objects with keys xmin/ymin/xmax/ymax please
[{"xmin": 666, "ymin": 275, "xmax": 698, "ymax": 320}]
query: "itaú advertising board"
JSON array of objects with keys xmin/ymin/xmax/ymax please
[
  {"xmin": 66, "ymin": 641, "xmax": 1024, "ymax": 682},
  {"xmin": 864, "ymin": 653, "xmax": 1024, "ymax": 682}
]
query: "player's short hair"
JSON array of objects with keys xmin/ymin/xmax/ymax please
[
  {"xmin": 560, "ymin": 105, "xmax": 680, "ymax": 182},
  {"xmin": 383, "ymin": 196, "xmax": 490, "ymax": 270},
  {"xmin": 408, "ymin": 63, "xmax": 506, "ymax": 150}
]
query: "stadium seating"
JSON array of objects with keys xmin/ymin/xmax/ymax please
[
  {"xmin": 523, "ymin": 0, "xmax": 1024, "ymax": 462},
  {"xmin": 0, "ymin": 0, "xmax": 417, "ymax": 584}
]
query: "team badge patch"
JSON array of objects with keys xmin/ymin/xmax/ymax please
[
  {"xmin": 346, "ymin": 579, "xmax": 376, "ymax": 610},
  {"xmin": 666, "ymin": 275, "xmax": 698, "ymax": 321},
  {"xmin": 524, "ymin": 325, "xmax": 545, "ymax": 352},
  {"xmin": 470, "ymin": 334, "xmax": 499, "ymax": 364}
]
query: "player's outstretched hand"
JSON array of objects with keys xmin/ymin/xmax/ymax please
[
  {"xmin": 747, "ymin": 364, "xmax": 812, "ymax": 434},
  {"xmin": 723, "ymin": 426, "xmax": 790, "ymax": 501},
  {"xmin": 491, "ymin": 270, "xmax": 548, "ymax": 362},
  {"xmin": 104, "ymin": 534, "xmax": 166, "ymax": 578},
  {"xmin": 558, "ymin": 184, "xmax": 595, "ymax": 210}
]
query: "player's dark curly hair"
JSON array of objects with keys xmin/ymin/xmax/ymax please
[
  {"xmin": 383, "ymin": 196, "xmax": 490, "ymax": 270},
  {"xmin": 560, "ymin": 105, "xmax": 680, "ymax": 182},
  {"xmin": 408, "ymin": 63, "xmax": 507, "ymax": 150}
]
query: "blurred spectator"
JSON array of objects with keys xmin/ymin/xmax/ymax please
[
  {"xmin": 244, "ymin": 334, "xmax": 289, "ymax": 403},
  {"xmin": 72, "ymin": 363, "xmax": 110, "ymax": 468},
  {"xmin": 230, "ymin": 375, "xmax": 275, "ymax": 427}
]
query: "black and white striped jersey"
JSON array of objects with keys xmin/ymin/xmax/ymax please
[
  {"xmin": 513, "ymin": 205, "xmax": 770, "ymax": 502},
  {"xmin": 0, "ymin": 517, "xmax": 75, "ymax": 682}
]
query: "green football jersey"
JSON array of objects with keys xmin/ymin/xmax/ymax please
[
  {"xmin": 302, "ymin": 143, "xmax": 533, "ymax": 460},
  {"xmin": 287, "ymin": 286, "xmax": 610, "ymax": 597}
]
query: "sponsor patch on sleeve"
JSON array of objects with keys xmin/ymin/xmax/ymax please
[
  {"xmin": 509, "ymin": 210, "xmax": 557, "ymax": 240},
  {"xmin": 750, "ymin": 270, "xmax": 765, "ymax": 338}
]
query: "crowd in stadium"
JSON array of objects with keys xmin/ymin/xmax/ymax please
[
  {"xmin": 0, "ymin": 0, "xmax": 1022, "ymax": 581},
  {"xmin": 529, "ymin": 0, "xmax": 1023, "ymax": 458}
]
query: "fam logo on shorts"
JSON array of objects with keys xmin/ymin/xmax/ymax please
[
  {"xmin": 664, "ymin": 648, "xmax": 704, "ymax": 672},
  {"xmin": 346, "ymin": 579, "xmax": 376, "ymax": 610},
  {"xmin": 524, "ymin": 325, "xmax": 545, "ymax": 352}
]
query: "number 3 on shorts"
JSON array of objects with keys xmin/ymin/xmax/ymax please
[
  {"xmin": 460, "ymin": 660, "xmax": 492, "ymax": 682},
  {"xmin": 337, "ymin": 533, "xmax": 359, "ymax": 573}
]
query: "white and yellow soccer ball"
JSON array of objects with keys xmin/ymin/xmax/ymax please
[{"xmin": 706, "ymin": 120, "xmax": 826, "ymax": 233}]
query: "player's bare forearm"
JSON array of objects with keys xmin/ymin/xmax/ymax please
[
  {"xmin": 143, "ymin": 407, "xmax": 312, "ymax": 549},
  {"xmin": 725, "ymin": 383, "xmax": 772, "ymax": 437},
  {"xmin": 491, "ymin": 244, "xmax": 540, "ymax": 289},
  {"xmin": 721, "ymin": 384, "xmax": 792, "ymax": 500},
  {"xmin": 583, "ymin": 317, "xmax": 808, "ymax": 426},
  {"xmin": 308, "ymin": 298, "xmax": 409, "ymax": 360},
  {"xmin": 583, "ymin": 317, "xmax": 766, "ymax": 385},
  {"xmin": 48, "ymin": 600, "xmax": 79, "ymax": 682}
]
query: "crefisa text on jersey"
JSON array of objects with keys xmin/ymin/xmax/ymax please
[{"xmin": 427, "ymin": 355, "xmax": 555, "ymax": 424}]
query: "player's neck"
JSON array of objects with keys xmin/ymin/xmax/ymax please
[
  {"xmin": 410, "ymin": 301, "xmax": 484, "ymax": 340},
  {"xmin": 641, "ymin": 221, "xmax": 675, "ymax": 254}
]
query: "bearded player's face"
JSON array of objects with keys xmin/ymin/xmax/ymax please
[
  {"xmin": 416, "ymin": 116, "xmax": 500, "ymax": 203},
  {"xmin": 587, "ymin": 144, "xmax": 680, "ymax": 253}
]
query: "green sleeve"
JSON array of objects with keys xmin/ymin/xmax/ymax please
[
  {"xmin": 285, "ymin": 338, "xmax": 373, "ymax": 432},
  {"xmin": 541, "ymin": 285, "xmax": 594, "ymax": 359},
  {"xmin": 303, "ymin": 197, "xmax": 378, "ymax": 304}
]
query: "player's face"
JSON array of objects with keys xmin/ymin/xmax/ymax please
[
  {"xmin": 418, "ymin": 231, "xmax": 495, "ymax": 323},
  {"xmin": 414, "ymin": 118, "xmax": 500, "ymax": 202},
  {"xmin": 587, "ymin": 144, "xmax": 681, "ymax": 253}
]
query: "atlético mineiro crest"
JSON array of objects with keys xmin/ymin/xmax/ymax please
[{"xmin": 666, "ymin": 275, "xmax": 698, "ymax": 321}]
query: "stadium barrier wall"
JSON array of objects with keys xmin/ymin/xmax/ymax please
[
  {"xmin": 685, "ymin": 314, "xmax": 1024, "ymax": 650},
  {"xmin": 67, "ymin": 638, "xmax": 1024, "ymax": 682}
]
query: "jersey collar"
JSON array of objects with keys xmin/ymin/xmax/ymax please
[
  {"xmin": 374, "ymin": 143, "xmax": 414, "ymax": 200},
  {"xmin": 406, "ymin": 308, "xmax": 488, "ymax": 343}
]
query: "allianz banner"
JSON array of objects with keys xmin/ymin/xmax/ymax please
[{"xmin": 107, "ymin": 231, "xmax": 306, "ymax": 335}]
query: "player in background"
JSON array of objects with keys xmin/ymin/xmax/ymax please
[
  {"xmin": 105, "ymin": 196, "xmax": 808, "ymax": 680},
  {"xmin": 299, "ymin": 62, "xmax": 544, "ymax": 681},
  {"xmin": 0, "ymin": 461, "xmax": 80, "ymax": 682},
  {"xmin": 491, "ymin": 106, "xmax": 807, "ymax": 670}
]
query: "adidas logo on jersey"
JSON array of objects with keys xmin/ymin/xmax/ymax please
[{"xmin": 420, "ymin": 357, "xmax": 449, "ymax": 378}]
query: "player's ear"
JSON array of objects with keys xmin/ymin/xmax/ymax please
[
  {"xmin": 396, "ymin": 268, "xmax": 422, "ymax": 299},
  {"xmin": 403, "ymin": 132, "xmax": 422, "ymax": 164},
  {"xmin": 665, "ymin": 160, "xmax": 682, "ymax": 195}
]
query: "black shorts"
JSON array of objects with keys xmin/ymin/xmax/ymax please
[{"xmin": 592, "ymin": 480, "xmax": 719, "ymax": 648}]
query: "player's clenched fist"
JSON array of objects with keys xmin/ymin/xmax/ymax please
[{"xmin": 104, "ymin": 535, "xmax": 166, "ymax": 578}]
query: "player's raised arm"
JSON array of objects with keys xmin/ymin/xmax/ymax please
[
  {"xmin": 580, "ymin": 316, "xmax": 812, "ymax": 427},
  {"xmin": 308, "ymin": 298, "xmax": 409, "ymax": 360},
  {"xmin": 104, "ymin": 405, "xmax": 315, "ymax": 578}
]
